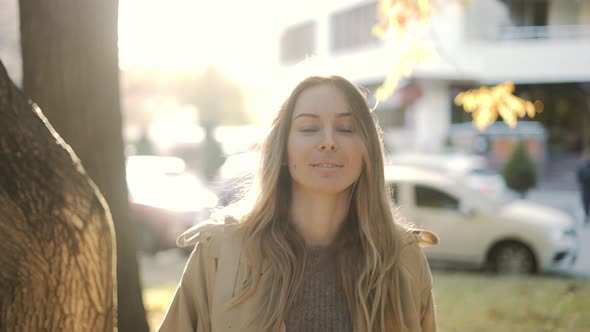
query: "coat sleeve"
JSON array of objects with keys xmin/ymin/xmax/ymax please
[
  {"xmin": 419, "ymin": 251, "xmax": 437, "ymax": 332},
  {"xmin": 420, "ymin": 286, "xmax": 437, "ymax": 332},
  {"xmin": 158, "ymin": 241, "xmax": 215, "ymax": 332}
]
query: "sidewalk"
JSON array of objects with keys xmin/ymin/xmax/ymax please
[{"xmin": 527, "ymin": 189, "xmax": 589, "ymax": 278}]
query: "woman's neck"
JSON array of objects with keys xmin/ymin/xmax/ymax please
[{"xmin": 289, "ymin": 187, "xmax": 351, "ymax": 247}]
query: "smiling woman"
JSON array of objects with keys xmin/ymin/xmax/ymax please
[
  {"xmin": 287, "ymin": 84, "xmax": 364, "ymax": 197},
  {"xmin": 158, "ymin": 75, "xmax": 438, "ymax": 332}
]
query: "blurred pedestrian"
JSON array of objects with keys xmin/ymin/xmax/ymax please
[
  {"xmin": 201, "ymin": 122, "xmax": 225, "ymax": 182},
  {"xmin": 576, "ymin": 148, "xmax": 590, "ymax": 225},
  {"xmin": 134, "ymin": 129, "xmax": 155, "ymax": 155},
  {"xmin": 159, "ymin": 76, "xmax": 438, "ymax": 332}
]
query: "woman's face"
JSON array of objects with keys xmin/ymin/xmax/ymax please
[{"xmin": 286, "ymin": 84, "xmax": 364, "ymax": 196}]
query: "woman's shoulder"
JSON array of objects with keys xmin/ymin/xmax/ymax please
[
  {"xmin": 401, "ymin": 228, "xmax": 438, "ymax": 249},
  {"xmin": 397, "ymin": 227, "xmax": 438, "ymax": 279},
  {"xmin": 176, "ymin": 216, "xmax": 242, "ymax": 258}
]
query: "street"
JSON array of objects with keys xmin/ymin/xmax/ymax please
[{"xmin": 140, "ymin": 189, "xmax": 590, "ymax": 290}]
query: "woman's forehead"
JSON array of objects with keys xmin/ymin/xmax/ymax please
[{"xmin": 292, "ymin": 84, "xmax": 351, "ymax": 118}]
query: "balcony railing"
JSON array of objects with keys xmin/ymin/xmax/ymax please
[{"xmin": 496, "ymin": 25, "xmax": 590, "ymax": 41}]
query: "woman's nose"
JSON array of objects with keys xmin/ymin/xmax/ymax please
[
  {"xmin": 318, "ymin": 143, "xmax": 336, "ymax": 151},
  {"xmin": 317, "ymin": 130, "xmax": 337, "ymax": 151}
]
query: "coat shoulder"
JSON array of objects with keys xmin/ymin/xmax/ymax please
[
  {"xmin": 398, "ymin": 228, "xmax": 438, "ymax": 281},
  {"xmin": 176, "ymin": 216, "xmax": 240, "ymax": 257},
  {"xmin": 405, "ymin": 228, "xmax": 439, "ymax": 248}
]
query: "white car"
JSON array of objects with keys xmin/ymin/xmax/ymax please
[
  {"xmin": 386, "ymin": 153, "xmax": 507, "ymax": 198},
  {"xmin": 386, "ymin": 165, "xmax": 578, "ymax": 274},
  {"xmin": 126, "ymin": 155, "xmax": 219, "ymax": 253}
]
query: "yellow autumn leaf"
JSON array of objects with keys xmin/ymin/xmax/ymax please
[
  {"xmin": 526, "ymin": 101, "xmax": 536, "ymax": 117},
  {"xmin": 454, "ymin": 82, "xmax": 542, "ymax": 130},
  {"xmin": 372, "ymin": 1, "xmax": 540, "ymax": 130}
]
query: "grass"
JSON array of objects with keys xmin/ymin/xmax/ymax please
[
  {"xmin": 144, "ymin": 271, "xmax": 590, "ymax": 331},
  {"xmin": 433, "ymin": 271, "xmax": 590, "ymax": 332},
  {"xmin": 144, "ymin": 283, "xmax": 178, "ymax": 331}
]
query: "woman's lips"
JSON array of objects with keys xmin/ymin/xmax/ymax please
[{"xmin": 310, "ymin": 162, "xmax": 343, "ymax": 168}]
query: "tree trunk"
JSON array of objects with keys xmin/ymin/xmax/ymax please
[
  {"xmin": 0, "ymin": 60, "xmax": 116, "ymax": 330},
  {"xmin": 18, "ymin": 1, "xmax": 149, "ymax": 331}
]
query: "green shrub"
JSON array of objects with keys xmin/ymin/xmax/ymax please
[{"xmin": 502, "ymin": 140, "xmax": 538, "ymax": 196}]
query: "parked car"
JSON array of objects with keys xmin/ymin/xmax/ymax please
[
  {"xmin": 386, "ymin": 165, "xmax": 578, "ymax": 274},
  {"xmin": 126, "ymin": 155, "xmax": 218, "ymax": 254},
  {"xmin": 386, "ymin": 152, "xmax": 508, "ymax": 198}
]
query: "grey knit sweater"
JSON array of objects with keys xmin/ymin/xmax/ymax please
[{"xmin": 285, "ymin": 248, "xmax": 353, "ymax": 332}]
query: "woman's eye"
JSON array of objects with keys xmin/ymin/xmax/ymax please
[
  {"xmin": 337, "ymin": 127, "xmax": 354, "ymax": 133},
  {"xmin": 301, "ymin": 127, "xmax": 319, "ymax": 132}
]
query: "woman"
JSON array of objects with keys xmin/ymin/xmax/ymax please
[{"xmin": 159, "ymin": 76, "xmax": 438, "ymax": 332}]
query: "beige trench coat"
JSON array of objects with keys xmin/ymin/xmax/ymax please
[{"xmin": 158, "ymin": 220, "xmax": 438, "ymax": 332}]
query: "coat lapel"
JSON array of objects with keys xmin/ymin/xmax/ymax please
[{"xmin": 212, "ymin": 246, "xmax": 287, "ymax": 332}]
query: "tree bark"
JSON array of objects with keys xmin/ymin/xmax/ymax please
[
  {"xmin": 18, "ymin": 1, "xmax": 149, "ymax": 331},
  {"xmin": 0, "ymin": 60, "xmax": 116, "ymax": 330}
]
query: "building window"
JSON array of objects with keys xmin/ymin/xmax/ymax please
[
  {"xmin": 503, "ymin": 0, "xmax": 548, "ymax": 26},
  {"xmin": 280, "ymin": 21, "xmax": 316, "ymax": 65},
  {"xmin": 330, "ymin": 1, "xmax": 380, "ymax": 53}
]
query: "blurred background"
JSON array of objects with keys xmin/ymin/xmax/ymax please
[{"xmin": 2, "ymin": 0, "xmax": 590, "ymax": 331}]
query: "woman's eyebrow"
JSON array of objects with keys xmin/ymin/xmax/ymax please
[
  {"xmin": 293, "ymin": 113, "xmax": 319, "ymax": 120},
  {"xmin": 293, "ymin": 112, "xmax": 352, "ymax": 120},
  {"xmin": 336, "ymin": 112, "xmax": 352, "ymax": 118}
]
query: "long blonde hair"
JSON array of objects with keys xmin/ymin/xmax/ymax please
[{"xmin": 228, "ymin": 76, "xmax": 408, "ymax": 331}]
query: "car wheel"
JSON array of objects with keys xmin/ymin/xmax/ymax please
[
  {"xmin": 489, "ymin": 242, "xmax": 536, "ymax": 274},
  {"xmin": 137, "ymin": 223, "xmax": 159, "ymax": 255}
]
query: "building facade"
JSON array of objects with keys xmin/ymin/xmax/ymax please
[{"xmin": 277, "ymin": 0, "xmax": 590, "ymax": 159}]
